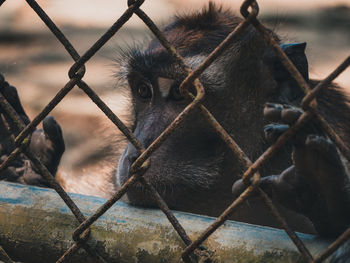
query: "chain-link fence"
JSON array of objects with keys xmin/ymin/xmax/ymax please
[{"xmin": 0, "ymin": 0, "xmax": 349, "ymax": 262}]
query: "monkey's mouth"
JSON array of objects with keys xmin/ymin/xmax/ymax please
[
  {"xmin": 124, "ymin": 182, "xmax": 159, "ymax": 208},
  {"xmin": 120, "ymin": 175, "xmax": 181, "ymax": 208}
]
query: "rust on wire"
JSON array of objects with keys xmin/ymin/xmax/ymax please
[
  {"xmin": 0, "ymin": 81, "xmax": 97, "ymax": 257},
  {"xmin": 186, "ymin": 108, "xmax": 314, "ymax": 261},
  {"xmin": 256, "ymin": 188, "xmax": 314, "ymax": 262},
  {"xmin": 198, "ymin": 105, "xmax": 259, "ymax": 182},
  {"xmin": 246, "ymin": 9, "xmax": 312, "ymax": 96},
  {"xmin": 26, "ymin": 0, "xmax": 81, "ymax": 61},
  {"xmin": 26, "ymin": 0, "xmax": 145, "ymax": 152},
  {"xmin": 248, "ymin": 1, "xmax": 350, "ymax": 165},
  {"xmin": 0, "ymin": 245, "xmax": 15, "ymax": 263},
  {"xmin": 25, "ymin": 146, "xmax": 110, "ymax": 263},
  {"xmin": 77, "ymin": 80, "xmax": 144, "ymax": 152},
  {"xmin": 301, "ymin": 56, "xmax": 350, "ymax": 108},
  {"xmin": 128, "ymin": 98, "xmax": 202, "ymax": 175},
  {"xmin": 313, "ymin": 110, "xmax": 350, "ymax": 161},
  {"xmin": 241, "ymin": 111, "xmax": 313, "ymax": 182},
  {"xmin": 14, "ymin": 77, "xmax": 80, "ymax": 146},
  {"xmin": 183, "ymin": 0, "xmax": 314, "ymax": 260},
  {"xmin": 179, "ymin": 3, "xmax": 314, "ymax": 260},
  {"xmin": 72, "ymin": 159, "xmax": 150, "ymax": 241},
  {"xmin": 179, "ymin": 18, "xmax": 251, "ymax": 94},
  {"xmin": 56, "ymin": 229, "xmax": 106, "ymax": 263},
  {"xmin": 138, "ymin": 176, "xmax": 193, "ymax": 246},
  {"xmin": 0, "ymin": 93, "xmax": 26, "ymax": 132},
  {"xmin": 0, "ymin": 148, "xmax": 21, "ymax": 173},
  {"xmin": 314, "ymin": 226, "xmax": 350, "ymax": 263},
  {"xmin": 133, "ymin": 8, "xmax": 206, "ymax": 101},
  {"xmin": 0, "ymin": 52, "xmax": 99, "ymax": 259},
  {"xmin": 68, "ymin": 0, "xmax": 145, "ymax": 79},
  {"xmin": 0, "ymin": 0, "xmax": 349, "ymax": 262},
  {"xmin": 193, "ymin": 107, "xmax": 313, "ymax": 259},
  {"xmin": 20, "ymin": 0, "xmax": 197, "ymax": 259},
  {"xmin": 56, "ymin": 243, "xmax": 82, "ymax": 263},
  {"xmin": 182, "ymin": 186, "xmax": 256, "ymax": 260},
  {"xmin": 24, "ymin": 149, "xmax": 86, "ymax": 222},
  {"xmin": 0, "ymin": 92, "xmax": 26, "ymax": 171},
  {"xmin": 178, "ymin": 0, "xmax": 260, "ymax": 93},
  {"xmin": 26, "ymin": 0, "xmax": 148, "ymax": 154}
]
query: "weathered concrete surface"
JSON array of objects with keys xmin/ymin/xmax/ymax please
[{"xmin": 0, "ymin": 181, "xmax": 331, "ymax": 262}]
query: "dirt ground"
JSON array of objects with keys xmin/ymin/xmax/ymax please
[{"xmin": 0, "ymin": 0, "xmax": 349, "ymax": 182}]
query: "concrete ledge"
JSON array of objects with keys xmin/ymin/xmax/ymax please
[{"xmin": 0, "ymin": 181, "xmax": 331, "ymax": 262}]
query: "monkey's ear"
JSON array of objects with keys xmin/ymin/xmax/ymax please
[
  {"xmin": 264, "ymin": 42, "xmax": 309, "ymax": 100},
  {"xmin": 279, "ymin": 42, "xmax": 308, "ymax": 81},
  {"xmin": 264, "ymin": 42, "xmax": 308, "ymax": 81}
]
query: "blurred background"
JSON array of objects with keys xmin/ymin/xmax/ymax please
[{"xmin": 0, "ymin": 0, "xmax": 349, "ymax": 176}]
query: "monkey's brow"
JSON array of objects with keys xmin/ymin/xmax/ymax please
[
  {"xmin": 123, "ymin": 46, "xmax": 187, "ymax": 78},
  {"xmin": 121, "ymin": 47, "xmax": 219, "ymax": 93}
]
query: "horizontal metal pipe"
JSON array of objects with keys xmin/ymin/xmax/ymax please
[{"xmin": 0, "ymin": 181, "xmax": 331, "ymax": 262}]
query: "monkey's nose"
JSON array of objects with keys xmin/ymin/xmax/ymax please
[{"xmin": 125, "ymin": 151, "xmax": 142, "ymax": 175}]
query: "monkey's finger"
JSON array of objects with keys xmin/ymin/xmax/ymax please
[
  {"xmin": 264, "ymin": 103, "xmax": 302, "ymax": 125},
  {"xmin": 233, "ymin": 165, "xmax": 309, "ymax": 213},
  {"xmin": 0, "ymin": 73, "xmax": 30, "ymax": 125},
  {"xmin": 246, "ymin": 168, "xmax": 308, "ymax": 214},
  {"xmin": 231, "ymin": 179, "xmax": 247, "ymax": 199},
  {"xmin": 264, "ymin": 124, "xmax": 289, "ymax": 144},
  {"xmin": 263, "ymin": 103, "xmax": 283, "ymax": 122},
  {"xmin": 231, "ymin": 178, "xmax": 262, "ymax": 200},
  {"xmin": 259, "ymin": 171, "xmax": 310, "ymax": 215},
  {"xmin": 232, "ymin": 175, "xmax": 282, "ymax": 200},
  {"xmin": 281, "ymin": 106, "xmax": 303, "ymax": 124}
]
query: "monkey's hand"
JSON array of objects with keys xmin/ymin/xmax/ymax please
[
  {"xmin": 233, "ymin": 103, "xmax": 350, "ymax": 237},
  {"xmin": 0, "ymin": 73, "xmax": 65, "ymax": 187}
]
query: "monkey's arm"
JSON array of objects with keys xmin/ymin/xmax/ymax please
[{"xmin": 0, "ymin": 73, "xmax": 65, "ymax": 187}]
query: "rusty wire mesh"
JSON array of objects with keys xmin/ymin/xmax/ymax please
[{"xmin": 0, "ymin": 0, "xmax": 349, "ymax": 262}]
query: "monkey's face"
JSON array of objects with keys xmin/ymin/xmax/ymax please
[
  {"xmin": 115, "ymin": 44, "xmax": 270, "ymax": 214},
  {"xmin": 115, "ymin": 6, "xmax": 309, "ymax": 216}
]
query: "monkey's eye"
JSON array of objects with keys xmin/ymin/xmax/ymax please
[
  {"xmin": 169, "ymin": 86, "xmax": 184, "ymax": 101},
  {"xmin": 137, "ymin": 84, "xmax": 152, "ymax": 100}
]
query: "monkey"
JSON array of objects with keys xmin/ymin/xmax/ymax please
[{"xmin": 0, "ymin": 3, "xmax": 350, "ymax": 262}]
